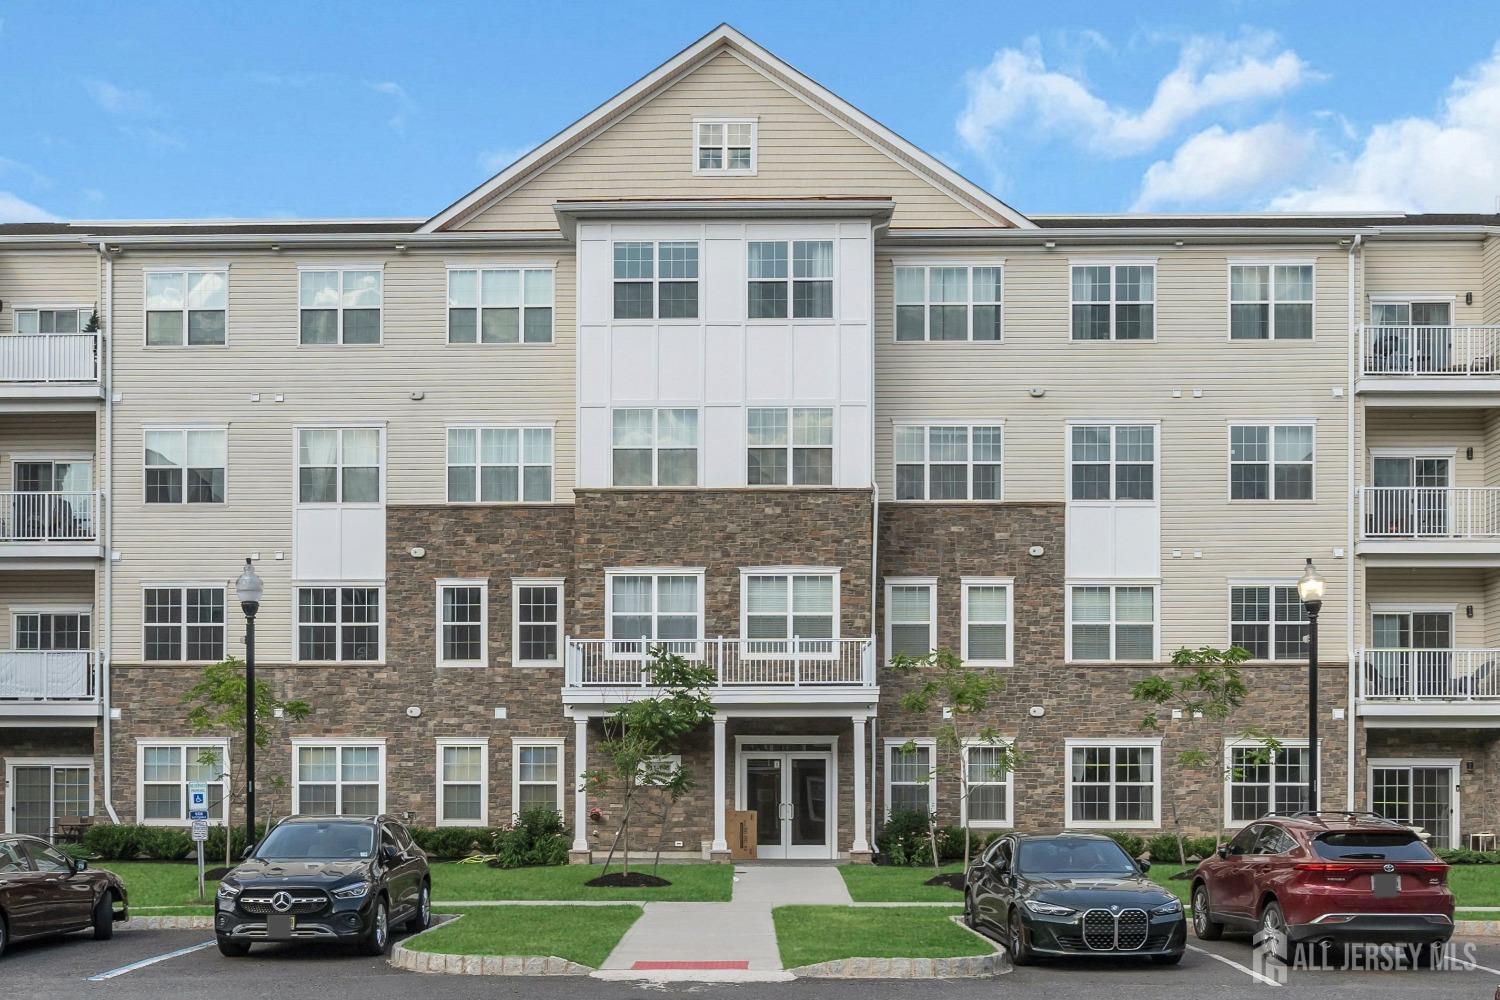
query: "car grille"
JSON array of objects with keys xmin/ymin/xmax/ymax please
[
  {"xmin": 239, "ymin": 889, "xmax": 330, "ymax": 915},
  {"xmin": 1080, "ymin": 908, "xmax": 1150, "ymax": 951}
]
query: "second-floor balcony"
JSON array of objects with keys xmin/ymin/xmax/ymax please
[
  {"xmin": 0, "ymin": 649, "xmax": 101, "ymax": 717},
  {"xmin": 1358, "ymin": 648, "xmax": 1500, "ymax": 723},
  {"xmin": 1360, "ymin": 324, "xmax": 1500, "ymax": 378},
  {"xmin": 0, "ymin": 332, "xmax": 102, "ymax": 398},
  {"xmin": 0, "ymin": 490, "xmax": 104, "ymax": 559},
  {"xmin": 1361, "ymin": 486, "xmax": 1500, "ymax": 539}
]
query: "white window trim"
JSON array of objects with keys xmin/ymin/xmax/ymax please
[
  {"xmin": 883, "ymin": 737, "xmax": 936, "ymax": 820},
  {"xmin": 1226, "ymin": 579, "xmax": 1307, "ymax": 663},
  {"xmin": 745, "ymin": 406, "xmax": 837, "ymax": 487},
  {"xmin": 512, "ymin": 577, "xmax": 565, "ymax": 668},
  {"xmin": 892, "ymin": 420, "xmax": 1005, "ymax": 502},
  {"xmin": 1064, "ymin": 419, "xmax": 1161, "ymax": 506},
  {"xmin": 444, "ymin": 424, "xmax": 555, "ymax": 504},
  {"xmin": 1068, "ymin": 259, "xmax": 1158, "ymax": 342},
  {"xmin": 142, "ymin": 266, "xmax": 230, "ymax": 349},
  {"xmin": 1064, "ymin": 738, "xmax": 1163, "ymax": 830},
  {"xmin": 142, "ymin": 425, "xmax": 229, "ymax": 506},
  {"xmin": 1226, "ymin": 421, "xmax": 1317, "ymax": 503},
  {"xmin": 1226, "ymin": 260, "xmax": 1316, "ymax": 342},
  {"xmin": 746, "ymin": 239, "xmax": 837, "ymax": 324},
  {"xmin": 134, "ymin": 738, "xmax": 229, "ymax": 826},
  {"xmin": 961, "ymin": 739, "xmax": 1015, "ymax": 830},
  {"xmin": 1223, "ymin": 739, "xmax": 1312, "ymax": 829},
  {"xmin": 610, "ymin": 408, "xmax": 702, "ymax": 487},
  {"xmin": 290, "ymin": 738, "xmax": 387, "ymax": 817},
  {"xmin": 604, "ymin": 568, "xmax": 706, "ymax": 646},
  {"xmin": 436, "ymin": 738, "xmax": 489, "ymax": 827},
  {"xmin": 891, "ymin": 259, "xmax": 1005, "ymax": 343},
  {"xmin": 11, "ymin": 605, "xmax": 93, "ymax": 651},
  {"xmin": 511, "ymin": 737, "xmax": 566, "ymax": 820},
  {"xmin": 610, "ymin": 240, "xmax": 701, "ymax": 323},
  {"xmin": 884, "ymin": 576, "xmax": 937, "ymax": 665},
  {"xmin": 296, "ymin": 264, "xmax": 385, "ymax": 346},
  {"xmin": 444, "ymin": 263, "xmax": 556, "ymax": 345},
  {"xmin": 292, "ymin": 582, "xmax": 386, "ymax": 664},
  {"xmin": 12, "ymin": 304, "xmax": 94, "ymax": 337},
  {"xmin": 961, "ymin": 577, "xmax": 1014, "ymax": 667},
  {"xmin": 737, "ymin": 567, "xmax": 841, "ymax": 654},
  {"xmin": 1064, "ymin": 581, "xmax": 1161, "ymax": 664},
  {"xmin": 140, "ymin": 583, "xmax": 227, "ymax": 663},
  {"xmin": 293, "ymin": 424, "xmax": 386, "ymax": 507},
  {"xmin": 691, "ymin": 116, "xmax": 759, "ymax": 176},
  {"xmin": 3, "ymin": 757, "xmax": 94, "ymax": 835},
  {"xmin": 436, "ymin": 579, "xmax": 488, "ymax": 668}
]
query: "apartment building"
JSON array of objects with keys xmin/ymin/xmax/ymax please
[{"xmin": 1, "ymin": 25, "xmax": 1497, "ymax": 860}]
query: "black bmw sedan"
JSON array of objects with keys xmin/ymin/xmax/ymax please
[{"xmin": 964, "ymin": 833, "xmax": 1186, "ymax": 965}]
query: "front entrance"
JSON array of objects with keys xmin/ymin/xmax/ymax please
[
  {"xmin": 737, "ymin": 739, "xmax": 836, "ymax": 859},
  {"xmin": 5, "ymin": 759, "xmax": 92, "ymax": 836}
]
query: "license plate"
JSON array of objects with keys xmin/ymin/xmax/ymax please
[
  {"xmin": 1371, "ymin": 873, "xmax": 1401, "ymax": 897},
  {"xmin": 266, "ymin": 914, "xmax": 296, "ymax": 939}
]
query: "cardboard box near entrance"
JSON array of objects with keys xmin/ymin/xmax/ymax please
[{"xmin": 727, "ymin": 809, "xmax": 757, "ymax": 860}]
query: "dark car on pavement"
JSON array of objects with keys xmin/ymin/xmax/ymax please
[
  {"xmin": 1191, "ymin": 811, "xmax": 1454, "ymax": 962},
  {"xmin": 0, "ymin": 833, "xmax": 128, "ymax": 959},
  {"xmin": 964, "ymin": 832, "xmax": 1186, "ymax": 965},
  {"xmin": 214, "ymin": 815, "xmax": 430, "ymax": 956}
]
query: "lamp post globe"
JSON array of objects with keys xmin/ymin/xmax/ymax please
[
  {"xmin": 1297, "ymin": 558, "xmax": 1325, "ymax": 814},
  {"xmin": 234, "ymin": 558, "xmax": 262, "ymax": 847}
]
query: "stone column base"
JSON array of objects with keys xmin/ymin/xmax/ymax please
[
  {"xmin": 568, "ymin": 849, "xmax": 593, "ymax": 865},
  {"xmin": 709, "ymin": 849, "xmax": 733, "ymax": 863},
  {"xmin": 847, "ymin": 849, "xmax": 875, "ymax": 865}
]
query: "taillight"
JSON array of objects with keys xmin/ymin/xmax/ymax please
[{"xmin": 1294, "ymin": 863, "xmax": 1357, "ymax": 873}]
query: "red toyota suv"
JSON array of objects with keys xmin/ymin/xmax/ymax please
[{"xmin": 1190, "ymin": 811, "xmax": 1453, "ymax": 961}]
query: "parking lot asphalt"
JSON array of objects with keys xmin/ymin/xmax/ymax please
[{"xmin": 7, "ymin": 922, "xmax": 1500, "ymax": 999}]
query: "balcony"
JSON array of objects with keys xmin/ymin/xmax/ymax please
[
  {"xmin": 0, "ymin": 491, "xmax": 105, "ymax": 561},
  {"xmin": 1357, "ymin": 648, "xmax": 1500, "ymax": 725},
  {"xmin": 1358, "ymin": 486, "xmax": 1500, "ymax": 564},
  {"xmin": 0, "ymin": 333, "xmax": 103, "ymax": 404},
  {"xmin": 0, "ymin": 649, "xmax": 101, "ymax": 717},
  {"xmin": 1358, "ymin": 325, "xmax": 1500, "ymax": 404},
  {"xmin": 563, "ymin": 637, "xmax": 878, "ymax": 709}
]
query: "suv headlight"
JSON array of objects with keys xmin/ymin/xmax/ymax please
[
  {"xmin": 216, "ymin": 881, "xmax": 240, "ymax": 900},
  {"xmin": 1151, "ymin": 898, "xmax": 1183, "ymax": 916},
  {"xmin": 1023, "ymin": 899, "xmax": 1076, "ymax": 917},
  {"xmin": 331, "ymin": 881, "xmax": 371, "ymax": 900}
]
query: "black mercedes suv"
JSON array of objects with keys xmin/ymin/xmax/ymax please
[{"xmin": 214, "ymin": 815, "xmax": 430, "ymax": 956}]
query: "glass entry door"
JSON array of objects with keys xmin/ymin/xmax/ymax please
[
  {"xmin": 740, "ymin": 750, "xmax": 832, "ymax": 859},
  {"xmin": 1370, "ymin": 456, "xmax": 1451, "ymax": 536},
  {"xmin": 1370, "ymin": 611, "xmax": 1454, "ymax": 697},
  {"xmin": 1370, "ymin": 763, "xmax": 1457, "ymax": 848},
  {"xmin": 6, "ymin": 761, "xmax": 91, "ymax": 836}
]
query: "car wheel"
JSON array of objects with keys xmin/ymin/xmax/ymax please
[
  {"xmin": 1151, "ymin": 951, "xmax": 1184, "ymax": 965},
  {"xmin": 406, "ymin": 882, "xmax": 431, "ymax": 932},
  {"xmin": 1191, "ymin": 884, "xmax": 1223, "ymax": 941},
  {"xmin": 1259, "ymin": 901, "xmax": 1289, "ymax": 963},
  {"xmin": 216, "ymin": 934, "xmax": 251, "ymax": 958},
  {"xmin": 963, "ymin": 891, "xmax": 977, "ymax": 928},
  {"xmin": 1409, "ymin": 942, "xmax": 1441, "ymax": 969},
  {"xmin": 358, "ymin": 897, "xmax": 390, "ymax": 956},
  {"xmin": 1008, "ymin": 909, "xmax": 1033, "ymax": 966},
  {"xmin": 0, "ymin": 911, "xmax": 8, "ymax": 960},
  {"xmin": 92, "ymin": 892, "xmax": 115, "ymax": 940}
]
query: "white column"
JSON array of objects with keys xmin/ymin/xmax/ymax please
[
  {"xmin": 711, "ymin": 714, "xmax": 729, "ymax": 854},
  {"xmin": 572, "ymin": 716, "xmax": 589, "ymax": 855},
  {"xmin": 851, "ymin": 714, "xmax": 870, "ymax": 854}
]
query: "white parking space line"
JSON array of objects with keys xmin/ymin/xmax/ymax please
[
  {"xmin": 1449, "ymin": 954, "xmax": 1500, "ymax": 977},
  {"xmin": 85, "ymin": 940, "xmax": 217, "ymax": 981},
  {"xmin": 1185, "ymin": 944, "xmax": 1282, "ymax": 987}
]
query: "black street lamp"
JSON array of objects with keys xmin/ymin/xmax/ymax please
[
  {"xmin": 1297, "ymin": 558, "xmax": 1326, "ymax": 813},
  {"xmin": 235, "ymin": 558, "xmax": 263, "ymax": 847}
]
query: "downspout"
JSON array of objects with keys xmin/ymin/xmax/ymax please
[
  {"xmin": 1345, "ymin": 233, "xmax": 1362, "ymax": 811},
  {"xmin": 98, "ymin": 242, "xmax": 120, "ymax": 823},
  {"xmin": 870, "ymin": 478, "xmax": 879, "ymax": 851}
]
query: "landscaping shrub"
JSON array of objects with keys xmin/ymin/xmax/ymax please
[
  {"xmin": 1103, "ymin": 831, "xmax": 1145, "ymax": 858},
  {"xmin": 488, "ymin": 807, "xmax": 571, "ymax": 869},
  {"xmin": 1437, "ymin": 848, "xmax": 1500, "ymax": 865},
  {"xmin": 203, "ymin": 823, "xmax": 266, "ymax": 861},
  {"xmin": 1186, "ymin": 836, "xmax": 1219, "ymax": 860},
  {"xmin": 137, "ymin": 826, "xmax": 194, "ymax": 861},
  {"xmin": 876, "ymin": 809, "xmax": 933, "ymax": 866},
  {"xmin": 409, "ymin": 826, "xmax": 491, "ymax": 859},
  {"xmin": 1145, "ymin": 834, "xmax": 1224, "ymax": 864},
  {"xmin": 83, "ymin": 823, "xmax": 143, "ymax": 860}
]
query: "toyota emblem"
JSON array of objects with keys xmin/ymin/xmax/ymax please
[
  {"xmin": 1382, "ymin": 863, "xmax": 1395, "ymax": 873},
  {"xmin": 271, "ymin": 891, "xmax": 294, "ymax": 913}
]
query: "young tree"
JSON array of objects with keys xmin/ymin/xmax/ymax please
[
  {"xmin": 182, "ymin": 657, "xmax": 312, "ymax": 871},
  {"xmin": 891, "ymin": 647, "xmax": 1018, "ymax": 873},
  {"xmin": 584, "ymin": 646, "xmax": 715, "ymax": 877}
]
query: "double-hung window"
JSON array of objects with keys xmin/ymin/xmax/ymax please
[
  {"xmin": 612, "ymin": 409, "xmax": 698, "ymax": 486},
  {"xmin": 138, "ymin": 741, "xmax": 228, "ymax": 824},
  {"xmin": 513, "ymin": 740, "xmax": 564, "ymax": 816},
  {"xmin": 143, "ymin": 586, "xmax": 224, "ymax": 661},
  {"xmin": 1225, "ymin": 742, "xmax": 1309, "ymax": 824},
  {"xmin": 436, "ymin": 580, "xmax": 487, "ymax": 667},
  {"xmin": 1069, "ymin": 424, "xmax": 1155, "ymax": 500},
  {"xmin": 145, "ymin": 269, "xmax": 227, "ymax": 346},
  {"xmin": 1230, "ymin": 264, "xmax": 1313, "ymax": 340},
  {"xmin": 964, "ymin": 742, "xmax": 1014, "ymax": 827},
  {"xmin": 961, "ymin": 579, "xmax": 1012, "ymax": 666},
  {"xmin": 886, "ymin": 578, "xmax": 936, "ymax": 661},
  {"xmin": 447, "ymin": 426, "xmax": 553, "ymax": 503},
  {"xmin": 294, "ymin": 741, "xmax": 384, "ymax": 815},
  {"xmin": 15, "ymin": 306, "xmax": 92, "ymax": 336},
  {"xmin": 885, "ymin": 740, "xmax": 935, "ymax": 818},
  {"xmin": 894, "ymin": 423, "xmax": 1002, "ymax": 501},
  {"xmin": 297, "ymin": 587, "xmax": 381, "ymax": 662},
  {"xmin": 448, "ymin": 267, "xmax": 553, "ymax": 343},
  {"xmin": 144, "ymin": 428, "xmax": 226, "ymax": 504},
  {"xmin": 1071, "ymin": 263, "xmax": 1155, "ymax": 341},
  {"xmin": 297, "ymin": 427, "xmax": 381, "ymax": 503},
  {"xmin": 694, "ymin": 118, "xmax": 756, "ymax": 173},
  {"xmin": 1066, "ymin": 741, "xmax": 1160, "ymax": 827},
  {"xmin": 299, "ymin": 268, "xmax": 382, "ymax": 344},
  {"xmin": 748, "ymin": 240, "xmax": 833, "ymax": 319},
  {"xmin": 1069, "ymin": 585, "xmax": 1156, "ymax": 661},
  {"xmin": 1229, "ymin": 424, "xmax": 1314, "ymax": 500},
  {"xmin": 607, "ymin": 572, "xmax": 702, "ymax": 652},
  {"xmin": 895, "ymin": 263, "xmax": 1003, "ymax": 341},
  {"xmin": 742, "ymin": 571, "xmax": 837, "ymax": 653},
  {"xmin": 747, "ymin": 408, "xmax": 833, "ymax": 485},
  {"xmin": 437, "ymin": 740, "xmax": 488, "ymax": 825},
  {"xmin": 1229, "ymin": 584, "xmax": 1308, "ymax": 660},
  {"xmin": 613, "ymin": 241, "xmax": 699, "ymax": 319},
  {"xmin": 512, "ymin": 578, "xmax": 563, "ymax": 666}
]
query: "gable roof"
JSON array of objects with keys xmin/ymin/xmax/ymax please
[{"xmin": 421, "ymin": 24, "xmax": 1033, "ymax": 233}]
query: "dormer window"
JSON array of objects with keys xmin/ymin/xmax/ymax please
[{"xmin": 694, "ymin": 117, "xmax": 757, "ymax": 175}]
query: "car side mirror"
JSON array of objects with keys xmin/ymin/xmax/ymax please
[
  {"xmin": 1138, "ymin": 859, "xmax": 1152, "ymax": 873},
  {"xmin": 1216, "ymin": 844, "xmax": 1230, "ymax": 860},
  {"xmin": 381, "ymin": 844, "xmax": 400, "ymax": 864},
  {"xmin": 72, "ymin": 858, "xmax": 89, "ymax": 872},
  {"xmin": 992, "ymin": 860, "xmax": 1008, "ymax": 875},
  {"xmin": 241, "ymin": 844, "xmax": 256, "ymax": 860}
]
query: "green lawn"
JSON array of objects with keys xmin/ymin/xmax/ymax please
[
  {"xmin": 838, "ymin": 863, "xmax": 965, "ymax": 902},
  {"xmin": 403, "ymin": 906, "xmax": 642, "ymax": 967},
  {"xmin": 431, "ymin": 863, "xmax": 732, "ymax": 902},
  {"xmin": 96, "ymin": 861, "xmax": 220, "ymax": 908},
  {"xmin": 773, "ymin": 906, "xmax": 983, "ymax": 968}
]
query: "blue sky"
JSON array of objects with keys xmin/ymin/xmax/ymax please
[{"xmin": 2, "ymin": 1, "xmax": 1499, "ymax": 222}]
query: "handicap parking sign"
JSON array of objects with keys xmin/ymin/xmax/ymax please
[{"xmin": 188, "ymin": 781, "xmax": 209, "ymax": 821}]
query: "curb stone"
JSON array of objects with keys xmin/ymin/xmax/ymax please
[
  {"xmin": 1455, "ymin": 920, "xmax": 1500, "ymax": 936},
  {"xmin": 387, "ymin": 913, "xmax": 594, "ymax": 976},
  {"xmin": 123, "ymin": 916, "xmax": 214, "ymax": 930},
  {"xmin": 786, "ymin": 915, "xmax": 1011, "ymax": 979}
]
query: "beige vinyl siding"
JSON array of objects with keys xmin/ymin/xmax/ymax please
[
  {"xmin": 1365, "ymin": 409, "xmax": 1486, "ymax": 485},
  {"xmin": 1486, "ymin": 410, "xmax": 1500, "ymax": 486},
  {"xmin": 1486, "ymin": 570, "xmax": 1500, "ymax": 648},
  {"xmin": 0, "ymin": 412, "xmax": 98, "ymax": 490},
  {"xmin": 1365, "ymin": 568, "xmax": 1487, "ymax": 648},
  {"xmin": 107, "ymin": 248, "xmax": 576, "ymax": 664},
  {"xmin": 1363, "ymin": 239, "xmax": 1486, "ymax": 324},
  {"xmin": 874, "ymin": 244, "xmax": 1352, "ymax": 656},
  {"xmin": 0, "ymin": 569, "xmax": 96, "ymax": 649},
  {"xmin": 1484, "ymin": 236, "xmax": 1500, "ymax": 325},
  {"xmin": 457, "ymin": 50, "xmax": 993, "ymax": 232},
  {"xmin": 0, "ymin": 249, "xmax": 99, "ymax": 333}
]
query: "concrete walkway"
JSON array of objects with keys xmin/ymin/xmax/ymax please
[{"xmin": 595, "ymin": 864, "xmax": 851, "ymax": 980}]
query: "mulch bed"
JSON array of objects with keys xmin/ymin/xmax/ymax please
[
  {"xmin": 923, "ymin": 872, "xmax": 967, "ymax": 891},
  {"xmin": 585, "ymin": 871, "xmax": 673, "ymax": 888}
]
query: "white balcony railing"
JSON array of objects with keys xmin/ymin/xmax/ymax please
[
  {"xmin": 0, "ymin": 491, "xmax": 101, "ymax": 543},
  {"xmin": 1360, "ymin": 486, "xmax": 1500, "ymax": 540},
  {"xmin": 0, "ymin": 650, "xmax": 99, "ymax": 702},
  {"xmin": 1360, "ymin": 325, "xmax": 1500, "ymax": 377},
  {"xmin": 0, "ymin": 332, "xmax": 100, "ymax": 383},
  {"xmin": 1359, "ymin": 648, "xmax": 1500, "ymax": 701},
  {"xmin": 566, "ymin": 637, "xmax": 876, "ymax": 688}
]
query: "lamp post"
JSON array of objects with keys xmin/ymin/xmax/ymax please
[
  {"xmin": 235, "ymin": 558, "xmax": 263, "ymax": 846},
  {"xmin": 1297, "ymin": 558, "xmax": 1326, "ymax": 813}
]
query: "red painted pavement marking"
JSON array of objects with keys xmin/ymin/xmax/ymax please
[{"xmin": 631, "ymin": 961, "xmax": 750, "ymax": 970}]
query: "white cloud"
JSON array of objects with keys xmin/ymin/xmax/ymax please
[
  {"xmin": 1269, "ymin": 43, "xmax": 1500, "ymax": 212},
  {"xmin": 367, "ymin": 81, "xmax": 416, "ymax": 133},
  {"xmin": 0, "ymin": 191, "xmax": 58, "ymax": 223},
  {"xmin": 82, "ymin": 79, "xmax": 161, "ymax": 117},
  {"xmin": 1133, "ymin": 122, "xmax": 1318, "ymax": 210},
  {"xmin": 477, "ymin": 143, "xmax": 537, "ymax": 174},
  {"xmin": 957, "ymin": 31, "xmax": 1316, "ymax": 159}
]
